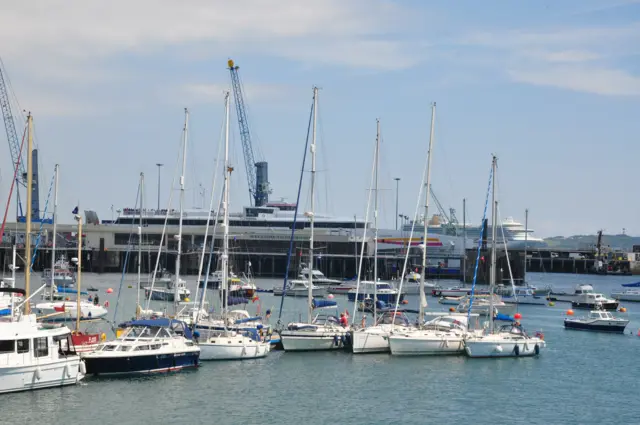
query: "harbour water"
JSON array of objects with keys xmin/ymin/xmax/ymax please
[{"xmin": 1, "ymin": 272, "xmax": 639, "ymax": 424}]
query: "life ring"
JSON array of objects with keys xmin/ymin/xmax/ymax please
[
  {"xmin": 513, "ymin": 344, "xmax": 520, "ymax": 356},
  {"xmin": 534, "ymin": 344, "xmax": 540, "ymax": 355}
]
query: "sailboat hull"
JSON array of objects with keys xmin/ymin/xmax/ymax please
[
  {"xmin": 281, "ymin": 330, "xmax": 347, "ymax": 351},
  {"xmin": 388, "ymin": 334, "xmax": 464, "ymax": 356},
  {"xmin": 199, "ymin": 337, "xmax": 270, "ymax": 360},
  {"xmin": 464, "ymin": 337, "xmax": 545, "ymax": 358},
  {"xmin": 351, "ymin": 329, "xmax": 390, "ymax": 354}
]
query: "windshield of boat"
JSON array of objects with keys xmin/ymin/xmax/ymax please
[{"xmin": 377, "ymin": 312, "xmax": 410, "ymax": 326}]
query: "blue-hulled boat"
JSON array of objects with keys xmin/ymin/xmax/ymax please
[{"xmin": 82, "ymin": 318, "xmax": 200, "ymax": 375}]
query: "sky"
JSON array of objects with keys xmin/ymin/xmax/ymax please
[{"xmin": 0, "ymin": 0, "xmax": 639, "ymax": 238}]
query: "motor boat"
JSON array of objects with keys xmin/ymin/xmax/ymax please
[
  {"xmin": 140, "ymin": 268, "xmax": 174, "ymax": 288},
  {"xmin": 548, "ymin": 283, "xmax": 596, "ymax": 303},
  {"xmin": 298, "ymin": 264, "xmax": 341, "ymax": 286},
  {"xmin": 83, "ymin": 318, "xmax": 200, "ymax": 375},
  {"xmin": 350, "ymin": 308, "xmax": 417, "ymax": 354},
  {"xmin": 273, "ymin": 279, "xmax": 326, "ymax": 298},
  {"xmin": 500, "ymin": 287, "xmax": 548, "ymax": 306},
  {"xmin": 400, "ymin": 275, "xmax": 438, "ymax": 295},
  {"xmin": 388, "ymin": 314, "xmax": 471, "ymax": 356},
  {"xmin": 438, "ymin": 296, "xmax": 463, "ymax": 305},
  {"xmin": 197, "ymin": 328, "xmax": 270, "ymax": 360},
  {"xmin": 327, "ymin": 280, "xmax": 358, "ymax": 295},
  {"xmin": 432, "ymin": 285, "xmax": 489, "ymax": 298},
  {"xmin": 144, "ymin": 277, "xmax": 191, "ymax": 302},
  {"xmin": 229, "ymin": 277, "xmax": 257, "ymax": 298},
  {"xmin": 464, "ymin": 323, "xmax": 545, "ymax": 358},
  {"xmin": 0, "ymin": 290, "xmax": 85, "ymax": 394},
  {"xmin": 564, "ymin": 309, "xmax": 629, "ymax": 333},
  {"xmin": 347, "ymin": 281, "xmax": 402, "ymax": 304},
  {"xmin": 34, "ymin": 299, "xmax": 109, "ymax": 323},
  {"xmin": 198, "ymin": 269, "xmax": 238, "ymax": 289},
  {"xmin": 456, "ymin": 294, "xmax": 516, "ymax": 316},
  {"xmin": 571, "ymin": 292, "xmax": 619, "ymax": 310}
]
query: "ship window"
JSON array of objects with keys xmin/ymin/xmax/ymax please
[
  {"xmin": 0, "ymin": 340, "xmax": 15, "ymax": 353},
  {"xmin": 17, "ymin": 339, "xmax": 29, "ymax": 353},
  {"xmin": 134, "ymin": 345, "xmax": 150, "ymax": 351},
  {"xmin": 34, "ymin": 337, "xmax": 49, "ymax": 357}
]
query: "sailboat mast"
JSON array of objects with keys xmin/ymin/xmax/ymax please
[
  {"xmin": 50, "ymin": 164, "xmax": 59, "ymax": 301},
  {"xmin": 420, "ymin": 102, "xmax": 436, "ymax": 321},
  {"xmin": 307, "ymin": 87, "xmax": 318, "ymax": 323},
  {"xmin": 489, "ymin": 155, "xmax": 498, "ymax": 333},
  {"xmin": 24, "ymin": 114, "xmax": 33, "ymax": 314},
  {"xmin": 136, "ymin": 172, "xmax": 144, "ymax": 318},
  {"xmin": 373, "ymin": 119, "xmax": 380, "ymax": 319},
  {"xmin": 10, "ymin": 245, "xmax": 16, "ymax": 316},
  {"xmin": 175, "ymin": 108, "xmax": 189, "ymax": 313},
  {"xmin": 222, "ymin": 92, "xmax": 231, "ymax": 327},
  {"xmin": 75, "ymin": 213, "xmax": 82, "ymax": 331},
  {"xmin": 523, "ymin": 208, "xmax": 528, "ymax": 285}
]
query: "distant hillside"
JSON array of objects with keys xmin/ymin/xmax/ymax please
[{"xmin": 543, "ymin": 234, "xmax": 640, "ymax": 251}]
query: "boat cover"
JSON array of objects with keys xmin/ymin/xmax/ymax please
[
  {"xmin": 312, "ymin": 299, "xmax": 337, "ymax": 309},
  {"xmin": 621, "ymin": 281, "xmax": 640, "ymax": 288}
]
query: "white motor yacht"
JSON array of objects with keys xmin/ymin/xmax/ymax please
[
  {"xmin": 298, "ymin": 265, "xmax": 341, "ymax": 286},
  {"xmin": 548, "ymin": 283, "xmax": 595, "ymax": 303},
  {"xmin": 571, "ymin": 292, "xmax": 619, "ymax": 310},
  {"xmin": 273, "ymin": 279, "xmax": 326, "ymax": 298},
  {"xmin": 500, "ymin": 287, "xmax": 548, "ymax": 306},
  {"xmin": 144, "ymin": 277, "xmax": 191, "ymax": 302},
  {"xmin": 0, "ymin": 290, "xmax": 85, "ymax": 394},
  {"xmin": 388, "ymin": 314, "xmax": 471, "ymax": 356},
  {"xmin": 611, "ymin": 289, "xmax": 640, "ymax": 302}
]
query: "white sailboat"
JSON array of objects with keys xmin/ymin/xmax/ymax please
[
  {"xmin": 0, "ymin": 114, "xmax": 85, "ymax": 393},
  {"xmin": 464, "ymin": 156, "xmax": 546, "ymax": 358},
  {"xmin": 352, "ymin": 118, "xmax": 407, "ymax": 354},
  {"xmin": 280, "ymin": 87, "xmax": 347, "ymax": 352},
  {"xmin": 197, "ymin": 92, "xmax": 270, "ymax": 361}
]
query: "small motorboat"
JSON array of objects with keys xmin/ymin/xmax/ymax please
[
  {"xmin": 273, "ymin": 280, "xmax": 326, "ymax": 298},
  {"xmin": 438, "ymin": 296, "xmax": 463, "ymax": 305},
  {"xmin": 564, "ymin": 310, "xmax": 629, "ymax": 333},
  {"xmin": 571, "ymin": 292, "xmax": 619, "ymax": 310}
]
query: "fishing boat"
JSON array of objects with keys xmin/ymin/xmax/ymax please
[
  {"xmin": 273, "ymin": 279, "xmax": 326, "ymax": 297},
  {"xmin": 83, "ymin": 318, "xmax": 200, "ymax": 375},
  {"xmin": 388, "ymin": 313, "xmax": 472, "ymax": 356},
  {"xmin": 548, "ymin": 283, "xmax": 597, "ymax": 303},
  {"xmin": 611, "ymin": 287, "xmax": 640, "ymax": 302},
  {"xmin": 564, "ymin": 309, "xmax": 629, "ymax": 333},
  {"xmin": 280, "ymin": 88, "xmax": 348, "ymax": 352},
  {"xmin": 298, "ymin": 264, "xmax": 341, "ymax": 286},
  {"xmin": 0, "ymin": 115, "xmax": 85, "ymax": 393},
  {"xmin": 463, "ymin": 156, "xmax": 545, "ymax": 359}
]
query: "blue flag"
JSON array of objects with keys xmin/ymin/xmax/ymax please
[{"xmin": 72, "ymin": 206, "xmax": 79, "ymax": 214}]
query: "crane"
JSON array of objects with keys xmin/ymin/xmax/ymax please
[
  {"xmin": 428, "ymin": 185, "xmax": 459, "ymax": 236},
  {"xmin": 227, "ymin": 59, "xmax": 270, "ymax": 207},
  {"xmin": 0, "ymin": 59, "xmax": 40, "ymax": 221}
]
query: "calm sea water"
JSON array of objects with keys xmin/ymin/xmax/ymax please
[{"xmin": 1, "ymin": 272, "xmax": 639, "ymax": 424}]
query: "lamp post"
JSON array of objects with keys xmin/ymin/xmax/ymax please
[
  {"xmin": 156, "ymin": 163, "xmax": 163, "ymax": 211},
  {"xmin": 394, "ymin": 177, "xmax": 400, "ymax": 230}
]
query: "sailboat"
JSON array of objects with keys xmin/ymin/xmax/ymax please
[
  {"xmin": 196, "ymin": 92, "xmax": 270, "ymax": 361},
  {"xmin": 280, "ymin": 87, "xmax": 347, "ymax": 352},
  {"xmin": 351, "ymin": 118, "xmax": 410, "ymax": 354},
  {"xmin": 42, "ymin": 185, "xmax": 76, "ymax": 290},
  {"xmin": 0, "ymin": 114, "xmax": 85, "ymax": 393},
  {"xmin": 464, "ymin": 156, "xmax": 546, "ymax": 358}
]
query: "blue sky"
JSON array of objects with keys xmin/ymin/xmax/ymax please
[{"xmin": 0, "ymin": 0, "xmax": 639, "ymax": 237}]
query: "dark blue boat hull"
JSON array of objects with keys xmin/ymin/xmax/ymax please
[
  {"xmin": 85, "ymin": 352, "xmax": 200, "ymax": 375},
  {"xmin": 564, "ymin": 320, "xmax": 627, "ymax": 333},
  {"xmin": 347, "ymin": 292, "xmax": 403, "ymax": 303}
]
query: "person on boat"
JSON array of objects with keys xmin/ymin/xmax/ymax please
[
  {"xmin": 339, "ymin": 313, "xmax": 348, "ymax": 327},
  {"xmin": 360, "ymin": 315, "xmax": 366, "ymax": 329}
]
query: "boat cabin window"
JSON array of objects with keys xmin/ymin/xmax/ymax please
[
  {"xmin": 103, "ymin": 344, "xmax": 118, "ymax": 351},
  {"xmin": 116, "ymin": 345, "xmax": 132, "ymax": 352},
  {"xmin": 134, "ymin": 345, "xmax": 150, "ymax": 351},
  {"xmin": 0, "ymin": 340, "xmax": 15, "ymax": 354},
  {"xmin": 34, "ymin": 337, "xmax": 49, "ymax": 357},
  {"xmin": 17, "ymin": 339, "xmax": 29, "ymax": 354},
  {"xmin": 157, "ymin": 328, "xmax": 172, "ymax": 339},
  {"xmin": 150, "ymin": 344, "xmax": 161, "ymax": 350}
]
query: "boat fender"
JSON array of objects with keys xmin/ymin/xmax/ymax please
[
  {"xmin": 513, "ymin": 344, "xmax": 520, "ymax": 356},
  {"xmin": 80, "ymin": 361, "xmax": 87, "ymax": 375},
  {"xmin": 333, "ymin": 335, "xmax": 340, "ymax": 346},
  {"xmin": 534, "ymin": 344, "xmax": 540, "ymax": 356},
  {"xmin": 101, "ymin": 333, "xmax": 107, "ymax": 342},
  {"xmin": 65, "ymin": 364, "xmax": 72, "ymax": 378},
  {"xmin": 35, "ymin": 367, "xmax": 42, "ymax": 380}
]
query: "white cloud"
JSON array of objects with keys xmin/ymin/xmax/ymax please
[{"xmin": 460, "ymin": 23, "xmax": 640, "ymax": 96}]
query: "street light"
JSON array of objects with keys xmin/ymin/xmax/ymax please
[
  {"xmin": 394, "ymin": 177, "xmax": 400, "ymax": 230},
  {"xmin": 156, "ymin": 163, "xmax": 163, "ymax": 211}
]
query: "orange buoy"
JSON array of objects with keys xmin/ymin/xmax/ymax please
[
  {"xmin": 449, "ymin": 307, "xmax": 455, "ymax": 312},
  {"xmin": 566, "ymin": 309, "xmax": 574, "ymax": 316},
  {"xmin": 619, "ymin": 307, "xmax": 627, "ymax": 313},
  {"xmin": 106, "ymin": 288, "xmax": 114, "ymax": 294},
  {"xmin": 514, "ymin": 313, "xmax": 522, "ymax": 320},
  {"xmin": 401, "ymin": 299, "xmax": 409, "ymax": 305}
]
